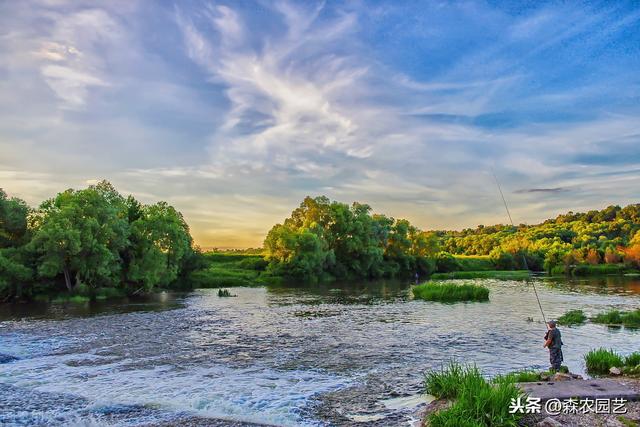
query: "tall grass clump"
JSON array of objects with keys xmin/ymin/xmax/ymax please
[
  {"xmin": 592, "ymin": 309, "xmax": 640, "ymax": 328},
  {"xmin": 557, "ymin": 309, "xmax": 587, "ymax": 326},
  {"xmin": 425, "ymin": 362, "xmax": 473, "ymax": 399},
  {"xmin": 494, "ymin": 369, "xmax": 540, "ymax": 383},
  {"xmin": 413, "ymin": 282, "xmax": 489, "ymax": 302},
  {"xmin": 625, "ymin": 352, "xmax": 640, "ymax": 367},
  {"xmin": 425, "ymin": 362, "xmax": 524, "ymax": 426},
  {"xmin": 585, "ymin": 348, "xmax": 624, "ymax": 374}
]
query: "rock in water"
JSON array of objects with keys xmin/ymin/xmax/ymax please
[
  {"xmin": 0, "ymin": 354, "xmax": 18, "ymax": 364},
  {"xmin": 537, "ymin": 417, "xmax": 563, "ymax": 427},
  {"xmin": 609, "ymin": 366, "xmax": 622, "ymax": 376}
]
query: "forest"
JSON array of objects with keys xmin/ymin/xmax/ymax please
[{"xmin": 2, "ymin": 184, "xmax": 640, "ymax": 301}]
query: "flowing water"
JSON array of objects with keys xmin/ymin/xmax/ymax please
[{"xmin": 1, "ymin": 277, "xmax": 639, "ymax": 426}]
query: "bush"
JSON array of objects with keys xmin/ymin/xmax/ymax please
[
  {"xmin": 456, "ymin": 255, "xmax": 495, "ymax": 271},
  {"xmin": 413, "ymin": 282, "xmax": 489, "ymax": 302},
  {"xmin": 557, "ymin": 309, "xmax": 587, "ymax": 326},
  {"xmin": 425, "ymin": 362, "xmax": 524, "ymax": 426},
  {"xmin": 218, "ymin": 289, "xmax": 235, "ymax": 297},
  {"xmin": 435, "ymin": 252, "xmax": 461, "ymax": 273},
  {"xmin": 585, "ymin": 348, "xmax": 624, "ymax": 374},
  {"xmin": 489, "ymin": 250, "xmax": 516, "ymax": 271}
]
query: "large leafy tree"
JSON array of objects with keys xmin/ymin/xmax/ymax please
[
  {"xmin": 0, "ymin": 189, "xmax": 29, "ymax": 248},
  {"xmin": 126, "ymin": 202, "xmax": 193, "ymax": 290},
  {"xmin": 30, "ymin": 184, "xmax": 129, "ymax": 291}
]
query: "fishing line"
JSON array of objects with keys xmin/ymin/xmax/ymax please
[{"xmin": 491, "ymin": 168, "xmax": 548, "ymax": 325}]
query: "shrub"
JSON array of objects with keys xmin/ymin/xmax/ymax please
[
  {"xmin": 456, "ymin": 255, "xmax": 495, "ymax": 271},
  {"xmin": 585, "ymin": 348, "xmax": 624, "ymax": 374},
  {"xmin": 413, "ymin": 282, "xmax": 489, "ymax": 302},
  {"xmin": 218, "ymin": 289, "xmax": 235, "ymax": 297},
  {"xmin": 435, "ymin": 252, "xmax": 461, "ymax": 273},
  {"xmin": 557, "ymin": 309, "xmax": 587, "ymax": 326}
]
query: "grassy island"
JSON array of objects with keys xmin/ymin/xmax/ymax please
[{"xmin": 413, "ymin": 282, "xmax": 489, "ymax": 302}]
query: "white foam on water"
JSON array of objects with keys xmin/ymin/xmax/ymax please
[{"xmin": 1, "ymin": 349, "xmax": 351, "ymax": 426}]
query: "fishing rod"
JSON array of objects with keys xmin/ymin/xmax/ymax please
[{"xmin": 491, "ymin": 168, "xmax": 548, "ymax": 325}]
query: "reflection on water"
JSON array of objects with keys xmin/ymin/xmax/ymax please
[
  {"xmin": 0, "ymin": 292, "xmax": 186, "ymax": 321},
  {"xmin": 1, "ymin": 277, "xmax": 639, "ymax": 426}
]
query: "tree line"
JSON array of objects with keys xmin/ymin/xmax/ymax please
[
  {"xmin": 264, "ymin": 197, "xmax": 640, "ymax": 279},
  {"xmin": 0, "ymin": 181, "xmax": 199, "ymax": 301},
  {"xmin": 437, "ymin": 204, "xmax": 640, "ymax": 273}
]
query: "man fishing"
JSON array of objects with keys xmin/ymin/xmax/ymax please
[{"xmin": 543, "ymin": 320, "xmax": 564, "ymax": 372}]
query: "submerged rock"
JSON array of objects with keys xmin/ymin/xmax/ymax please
[{"xmin": 0, "ymin": 354, "xmax": 18, "ymax": 364}]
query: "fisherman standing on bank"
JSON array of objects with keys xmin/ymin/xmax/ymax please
[{"xmin": 543, "ymin": 320, "xmax": 564, "ymax": 371}]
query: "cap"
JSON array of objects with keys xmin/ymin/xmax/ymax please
[{"xmin": 547, "ymin": 320, "xmax": 557, "ymax": 327}]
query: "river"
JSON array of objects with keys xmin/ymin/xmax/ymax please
[{"xmin": 1, "ymin": 277, "xmax": 639, "ymax": 426}]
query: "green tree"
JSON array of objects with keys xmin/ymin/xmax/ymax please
[
  {"xmin": 126, "ymin": 202, "xmax": 193, "ymax": 290},
  {"xmin": 30, "ymin": 186, "xmax": 129, "ymax": 291}
]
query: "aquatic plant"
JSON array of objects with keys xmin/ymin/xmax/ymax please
[
  {"xmin": 591, "ymin": 309, "xmax": 640, "ymax": 328},
  {"xmin": 412, "ymin": 282, "xmax": 489, "ymax": 302},
  {"xmin": 584, "ymin": 348, "xmax": 624, "ymax": 374},
  {"xmin": 217, "ymin": 289, "xmax": 235, "ymax": 297},
  {"xmin": 430, "ymin": 270, "xmax": 529, "ymax": 280},
  {"xmin": 425, "ymin": 362, "xmax": 524, "ymax": 426},
  {"xmin": 557, "ymin": 309, "xmax": 587, "ymax": 326}
]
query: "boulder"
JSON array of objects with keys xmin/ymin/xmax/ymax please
[
  {"xmin": 538, "ymin": 416, "xmax": 563, "ymax": 427},
  {"xmin": 609, "ymin": 366, "xmax": 622, "ymax": 376}
]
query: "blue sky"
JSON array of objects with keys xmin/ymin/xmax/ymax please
[{"xmin": 1, "ymin": 0, "xmax": 639, "ymax": 247}]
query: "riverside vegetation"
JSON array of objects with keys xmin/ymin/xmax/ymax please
[
  {"xmin": 556, "ymin": 308, "xmax": 640, "ymax": 328},
  {"xmin": 2, "ymin": 187, "xmax": 640, "ymax": 301}
]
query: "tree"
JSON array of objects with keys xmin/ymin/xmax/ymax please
[
  {"xmin": 126, "ymin": 202, "xmax": 193, "ymax": 290},
  {"xmin": 0, "ymin": 189, "xmax": 29, "ymax": 248},
  {"xmin": 30, "ymin": 186, "xmax": 129, "ymax": 291},
  {"xmin": 585, "ymin": 248, "xmax": 600, "ymax": 265}
]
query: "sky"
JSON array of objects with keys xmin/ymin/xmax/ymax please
[{"xmin": 1, "ymin": 0, "xmax": 639, "ymax": 248}]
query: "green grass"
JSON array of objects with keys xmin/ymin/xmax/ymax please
[
  {"xmin": 591, "ymin": 309, "xmax": 640, "ymax": 328},
  {"xmin": 454, "ymin": 255, "xmax": 495, "ymax": 271},
  {"xmin": 557, "ymin": 309, "xmax": 587, "ymax": 326},
  {"xmin": 425, "ymin": 362, "xmax": 524, "ymax": 427},
  {"xmin": 494, "ymin": 369, "xmax": 541, "ymax": 383},
  {"xmin": 413, "ymin": 282, "xmax": 489, "ymax": 302},
  {"xmin": 585, "ymin": 348, "xmax": 624, "ymax": 374},
  {"xmin": 430, "ymin": 270, "xmax": 530, "ymax": 280},
  {"xmin": 625, "ymin": 352, "xmax": 640, "ymax": 367},
  {"xmin": 189, "ymin": 252, "xmax": 275, "ymax": 288}
]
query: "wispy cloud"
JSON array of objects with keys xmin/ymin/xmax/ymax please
[{"xmin": 1, "ymin": 1, "xmax": 639, "ymax": 246}]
